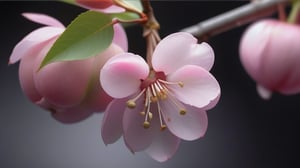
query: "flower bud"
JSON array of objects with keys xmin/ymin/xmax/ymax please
[
  {"xmin": 239, "ymin": 19, "xmax": 300, "ymax": 99},
  {"xmin": 75, "ymin": 0, "xmax": 114, "ymax": 9}
]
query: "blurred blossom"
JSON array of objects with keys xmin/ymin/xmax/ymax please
[
  {"xmin": 239, "ymin": 19, "xmax": 300, "ymax": 99},
  {"xmin": 9, "ymin": 13, "xmax": 127, "ymax": 123}
]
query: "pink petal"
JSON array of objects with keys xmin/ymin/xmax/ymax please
[
  {"xmin": 101, "ymin": 98, "xmax": 127, "ymax": 145},
  {"xmin": 160, "ymin": 100, "xmax": 208, "ymax": 141},
  {"xmin": 239, "ymin": 20, "xmax": 271, "ymax": 83},
  {"xmin": 167, "ymin": 65, "xmax": 220, "ymax": 108},
  {"xmin": 96, "ymin": 5, "xmax": 125, "ymax": 13},
  {"xmin": 239, "ymin": 19, "xmax": 300, "ymax": 95},
  {"xmin": 145, "ymin": 129, "xmax": 180, "ymax": 162},
  {"xmin": 33, "ymin": 45, "xmax": 94, "ymax": 108},
  {"xmin": 100, "ymin": 53, "xmax": 149, "ymax": 98},
  {"xmin": 112, "ymin": 24, "xmax": 128, "ymax": 51},
  {"xmin": 35, "ymin": 98, "xmax": 93, "ymax": 124},
  {"xmin": 123, "ymin": 97, "xmax": 159, "ymax": 152},
  {"xmin": 18, "ymin": 50, "xmax": 43, "ymax": 103},
  {"xmin": 9, "ymin": 27, "xmax": 64, "ymax": 64},
  {"xmin": 22, "ymin": 13, "xmax": 65, "ymax": 28},
  {"xmin": 152, "ymin": 32, "xmax": 215, "ymax": 75},
  {"xmin": 51, "ymin": 106, "xmax": 94, "ymax": 124}
]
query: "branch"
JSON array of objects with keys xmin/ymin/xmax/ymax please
[{"xmin": 181, "ymin": 0, "xmax": 290, "ymax": 41}]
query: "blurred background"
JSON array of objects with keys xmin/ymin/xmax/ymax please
[{"xmin": 1, "ymin": 1, "xmax": 299, "ymax": 168}]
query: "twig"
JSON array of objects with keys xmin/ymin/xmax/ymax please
[{"xmin": 181, "ymin": 0, "xmax": 290, "ymax": 41}]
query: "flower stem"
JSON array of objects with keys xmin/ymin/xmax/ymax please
[
  {"xmin": 141, "ymin": 0, "xmax": 161, "ymax": 68},
  {"xmin": 287, "ymin": 0, "xmax": 300, "ymax": 23}
]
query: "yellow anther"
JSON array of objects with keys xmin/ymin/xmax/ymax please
[
  {"xmin": 160, "ymin": 93, "xmax": 167, "ymax": 100},
  {"xmin": 143, "ymin": 121, "xmax": 150, "ymax": 129},
  {"xmin": 126, "ymin": 100, "xmax": 136, "ymax": 109},
  {"xmin": 160, "ymin": 125, "xmax": 167, "ymax": 131},
  {"xmin": 148, "ymin": 112, "xmax": 153, "ymax": 120},
  {"xmin": 150, "ymin": 96, "xmax": 158, "ymax": 102},
  {"xmin": 140, "ymin": 111, "xmax": 146, "ymax": 116},
  {"xmin": 179, "ymin": 109, "xmax": 187, "ymax": 115},
  {"xmin": 161, "ymin": 89, "xmax": 168, "ymax": 95},
  {"xmin": 178, "ymin": 82, "xmax": 184, "ymax": 87}
]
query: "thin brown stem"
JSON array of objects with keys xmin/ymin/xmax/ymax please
[
  {"xmin": 141, "ymin": 0, "xmax": 161, "ymax": 68},
  {"xmin": 278, "ymin": 3, "xmax": 287, "ymax": 21}
]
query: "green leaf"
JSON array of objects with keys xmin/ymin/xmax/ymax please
[
  {"xmin": 39, "ymin": 10, "xmax": 114, "ymax": 70},
  {"xmin": 110, "ymin": 12, "xmax": 140, "ymax": 22},
  {"xmin": 124, "ymin": 0, "xmax": 143, "ymax": 13}
]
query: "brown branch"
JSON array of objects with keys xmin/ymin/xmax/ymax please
[{"xmin": 181, "ymin": 0, "xmax": 290, "ymax": 41}]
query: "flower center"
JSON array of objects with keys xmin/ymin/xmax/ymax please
[{"xmin": 126, "ymin": 70, "xmax": 186, "ymax": 130}]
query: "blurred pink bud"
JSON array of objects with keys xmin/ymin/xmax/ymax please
[
  {"xmin": 76, "ymin": 0, "xmax": 114, "ymax": 9},
  {"xmin": 75, "ymin": 0, "xmax": 125, "ymax": 13},
  {"xmin": 9, "ymin": 13, "xmax": 127, "ymax": 123},
  {"xmin": 239, "ymin": 19, "xmax": 300, "ymax": 99}
]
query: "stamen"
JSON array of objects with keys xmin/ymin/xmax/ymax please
[
  {"xmin": 143, "ymin": 121, "xmax": 150, "ymax": 129},
  {"xmin": 163, "ymin": 87, "xmax": 188, "ymax": 116},
  {"xmin": 126, "ymin": 88, "xmax": 146, "ymax": 109},
  {"xmin": 157, "ymin": 101, "xmax": 167, "ymax": 131},
  {"xmin": 160, "ymin": 125, "xmax": 167, "ymax": 131},
  {"xmin": 148, "ymin": 112, "xmax": 153, "ymax": 120},
  {"xmin": 153, "ymin": 83, "xmax": 161, "ymax": 98},
  {"xmin": 150, "ymin": 84, "xmax": 158, "ymax": 102},
  {"xmin": 126, "ymin": 100, "xmax": 136, "ymax": 109},
  {"xmin": 179, "ymin": 109, "xmax": 187, "ymax": 115},
  {"xmin": 142, "ymin": 88, "xmax": 152, "ymax": 129},
  {"xmin": 158, "ymin": 79, "xmax": 184, "ymax": 88}
]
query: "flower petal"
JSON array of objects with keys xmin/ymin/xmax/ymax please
[
  {"xmin": 160, "ymin": 100, "xmax": 208, "ymax": 141},
  {"xmin": 51, "ymin": 106, "xmax": 94, "ymax": 124},
  {"xmin": 100, "ymin": 53, "xmax": 149, "ymax": 98},
  {"xmin": 9, "ymin": 27, "xmax": 64, "ymax": 64},
  {"xmin": 112, "ymin": 24, "xmax": 128, "ymax": 51},
  {"xmin": 123, "ymin": 97, "xmax": 160, "ymax": 152},
  {"xmin": 152, "ymin": 32, "xmax": 215, "ymax": 75},
  {"xmin": 18, "ymin": 49, "xmax": 43, "ymax": 103},
  {"xmin": 146, "ymin": 129, "xmax": 180, "ymax": 162},
  {"xmin": 22, "ymin": 13, "xmax": 65, "ymax": 28},
  {"xmin": 101, "ymin": 98, "xmax": 127, "ymax": 145},
  {"xmin": 256, "ymin": 84, "xmax": 272, "ymax": 100},
  {"xmin": 101, "ymin": 5, "xmax": 125, "ymax": 13},
  {"xmin": 167, "ymin": 65, "xmax": 220, "ymax": 108}
]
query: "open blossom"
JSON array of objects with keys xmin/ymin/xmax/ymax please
[
  {"xmin": 9, "ymin": 13, "xmax": 127, "ymax": 123},
  {"xmin": 239, "ymin": 19, "xmax": 300, "ymax": 99},
  {"xmin": 100, "ymin": 32, "xmax": 220, "ymax": 162}
]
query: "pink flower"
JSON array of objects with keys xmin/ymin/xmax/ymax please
[
  {"xmin": 239, "ymin": 19, "xmax": 300, "ymax": 99},
  {"xmin": 9, "ymin": 13, "xmax": 127, "ymax": 123},
  {"xmin": 75, "ymin": 0, "xmax": 125, "ymax": 13},
  {"xmin": 100, "ymin": 32, "xmax": 220, "ymax": 162}
]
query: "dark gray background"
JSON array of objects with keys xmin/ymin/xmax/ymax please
[{"xmin": 1, "ymin": 1, "xmax": 299, "ymax": 168}]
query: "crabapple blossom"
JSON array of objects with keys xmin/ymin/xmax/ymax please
[
  {"xmin": 100, "ymin": 32, "xmax": 220, "ymax": 162},
  {"xmin": 239, "ymin": 19, "xmax": 300, "ymax": 99},
  {"xmin": 9, "ymin": 13, "xmax": 127, "ymax": 123}
]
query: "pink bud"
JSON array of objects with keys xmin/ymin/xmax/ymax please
[
  {"xmin": 239, "ymin": 19, "xmax": 300, "ymax": 99},
  {"xmin": 19, "ymin": 38, "xmax": 124, "ymax": 123},
  {"xmin": 74, "ymin": 0, "xmax": 125, "ymax": 13},
  {"xmin": 11, "ymin": 13, "xmax": 128, "ymax": 123},
  {"xmin": 75, "ymin": 0, "xmax": 114, "ymax": 9}
]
